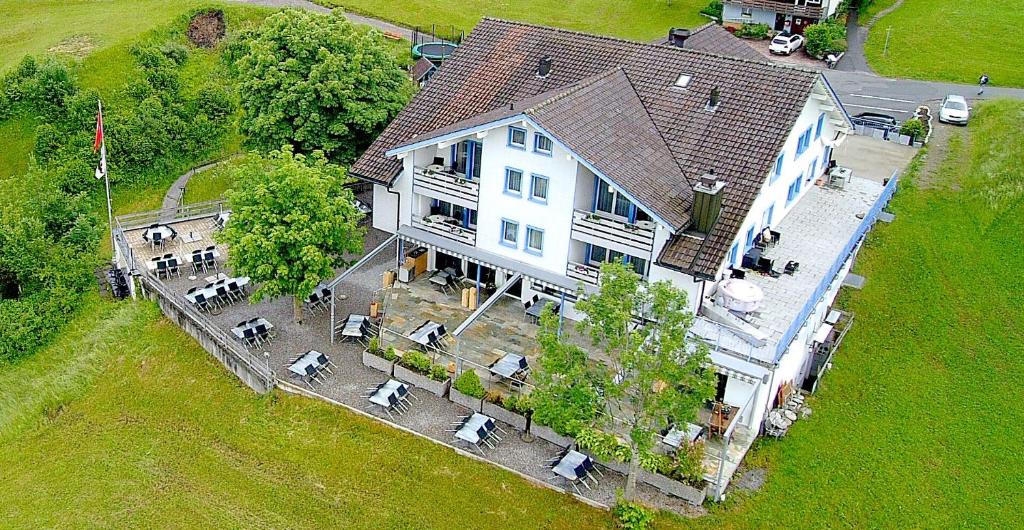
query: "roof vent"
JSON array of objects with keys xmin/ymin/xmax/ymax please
[
  {"xmin": 706, "ymin": 87, "xmax": 721, "ymax": 111},
  {"xmin": 691, "ymin": 170, "xmax": 726, "ymax": 234},
  {"xmin": 668, "ymin": 28, "xmax": 691, "ymax": 48},
  {"xmin": 537, "ymin": 55, "xmax": 552, "ymax": 78}
]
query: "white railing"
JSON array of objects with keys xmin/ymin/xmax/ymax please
[
  {"xmin": 570, "ymin": 209, "xmax": 656, "ymax": 255},
  {"xmin": 411, "ymin": 214, "xmax": 477, "ymax": 246},
  {"xmin": 413, "ymin": 166, "xmax": 480, "ymax": 205},
  {"xmin": 566, "ymin": 261, "xmax": 600, "ymax": 285}
]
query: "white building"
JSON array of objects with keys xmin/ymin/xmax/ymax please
[
  {"xmin": 353, "ymin": 18, "xmax": 896, "ymax": 495},
  {"xmin": 722, "ymin": 0, "xmax": 845, "ymax": 35}
]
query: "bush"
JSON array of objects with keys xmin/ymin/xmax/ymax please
[
  {"xmin": 483, "ymin": 388, "xmax": 504, "ymax": 404},
  {"xmin": 613, "ymin": 498, "xmax": 655, "ymax": 530},
  {"xmin": 383, "ymin": 346, "xmax": 398, "ymax": 361},
  {"xmin": 576, "ymin": 427, "xmax": 631, "ymax": 463},
  {"xmin": 453, "ymin": 370, "xmax": 485, "ymax": 398},
  {"xmin": 399, "ymin": 350, "xmax": 433, "ymax": 375},
  {"xmin": 804, "ymin": 21, "xmax": 848, "ymax": 57},
  {"xmin": 367, "ymin": 336, "xmax": 382, "ymax": 355},
  {"xmin": 502, "ymin": 393, "xmax": 533, "ymax": 415},
  {"xmin": 428, "ymin": 363, "xmax": 448, "ymax": 382},
  {"xmin": 700, "ymin": 0, "xmax": 723, "ymax": 21},
  {"xmin": 734, "ymin": 23, "xmax": 771, "ymax": 40},
  {"xmin": 900, "ymin": 118, "xmax": 926, "ymax": 140}
]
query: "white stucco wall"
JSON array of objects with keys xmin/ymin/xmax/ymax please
[
  {"xmin": 722, "ymin": 4, "xmax": 777, "ymax": 26},
  {"xmin": 371, "ymin": 184, "xmax": 398, "ymax": 233}
]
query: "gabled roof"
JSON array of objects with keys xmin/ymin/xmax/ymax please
[
  {"xmin": 390, "ymin": 69, "xmax": 693, "ymax": 229},
  {"xmin": 352, "ymin": 18, "xmax": 822, "ymax": 277},
  {"xmin": 655, "ymin": 23, "xmax": 765, "ymax": 62},
  {"xmin": 410, "ymin": 57, "xmax": 437, "ymax": 82}
]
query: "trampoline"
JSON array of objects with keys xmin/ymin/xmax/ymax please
[{"xmin": 412, "ymin": 41, "xmax": 458, "ymax": 61}]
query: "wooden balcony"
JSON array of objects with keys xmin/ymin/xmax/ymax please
[
  {"xmin": 412, "ymin": 166, "xmax": 479, "ymax": 207},
  {"xmin": 411, "ymin": 214, "xmax": 477, "ymax": 246},
  {"xmin": 727, "ymin": 0, "xmax": 824, "ymax": 18},
  {"xmin": 570, "ymin": 209, "xmax": 656, "ymax": 256}
]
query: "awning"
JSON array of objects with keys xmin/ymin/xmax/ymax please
[{"xmin": 397, "ymin": 225, "xmax": 581, "ymax": 293}]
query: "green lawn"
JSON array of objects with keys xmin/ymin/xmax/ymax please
[
  {"xmin": 864, "ymin": 0, "xmax": 1024, "ymax": 87},
  {"xmin": 857, "ymin": 0, "xmax": 899, "ymax": 23},
  {"xmin": 319, "ymin": 0, "xmax": 707, "ymax": 41}
]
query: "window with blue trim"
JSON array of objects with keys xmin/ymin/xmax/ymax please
[
  {"xmin": 796, "ymin": 127, "xmax": 813, "ymax": 156},
  {"xmin": 728, "ymin": 243, "xmax": 739, "ymax": 267},
  {"xmin": 534, "ymin": 133, "xmax": 553, "ymax": 155},
  {"xmin": 786, "ymin": 174, "xmax": 803, "ymax": 204},
  {"xmin": 530, "ymin": 174, "xmax": 549, "ymax": 202},
  {"xmin": 504, "ymin": 168, "xmax": 523, "ymax": 195},
  {"xmin": 772, "ymin": 153, "xmax": 784, "ymax": 183},
  {"xmin": 500, "ymin": 219, "xmax": 519, "ymax": 247},
  {"xmin": 453, "ymin": 140, "xmax": 482, "ymax": 179},
  {"xmin": 508, "ymin": 126, "xmax": 526, "ymax": 149},
  {"xmin": 525, "ymin": 226, "xmax": 544, "ymax": 255},
  {"xmin": 815, "ymin": 112, "xmax": 825, "ymax": 139},
  {"xmin": 762, "ymin": 203, "xmax": 775, "ymax": 227},
  {"xmin": 807, "ymin": 158, "xmax": 817, "ymax": 182},
  {"xmin": 744, "ymin": 225, "xmax": 756, "ymax": 251}
]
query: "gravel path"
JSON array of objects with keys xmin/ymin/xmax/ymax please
[{"xmin": 228, "ymin": 0, "xmax": 414, "ymax": 40}]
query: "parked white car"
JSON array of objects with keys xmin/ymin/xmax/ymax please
[
  {"xmin": 938, "ymin": 95, "xmax": 970, "ymax": 125},
  {"xmin": 769, "ymin": 33, "xmax": 804, "ymax": 55}
]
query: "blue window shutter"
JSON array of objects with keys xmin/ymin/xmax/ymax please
[{"xmin": 450, "ymin": 144, "xmax": 456, "ymax": 167}]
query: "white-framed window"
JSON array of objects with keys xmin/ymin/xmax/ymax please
[
  {"xmin": 508, "ymin": 126, "xmax": 527, "ymax": 149},
  {"xmin": 534, "ymin": 133, "xmax": 553, "ymax": 155},
  {"xmin": 525, "ymin": 226, "xmax": 544, "ymax": 255},
  {"xmin": 500, "ymin": 219, "xmax": 519, "ymax": 247},
  {"xmin": 741, "ymin": 7, "xmax": 753, "ymax": 18},
  {"xmin": 504, "ymin": 167, "xmax": 523, "ymax": 195},
  {"xmin": 530, "ymin": 174, "xmax": 549, "ymax": 203}
]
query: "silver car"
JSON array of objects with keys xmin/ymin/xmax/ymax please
[{"xmin": 938, "ymin": 95, "xmax": 970, "ymax": 125}]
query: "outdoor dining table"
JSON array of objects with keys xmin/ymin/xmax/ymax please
[
  {"xmin": 367, "ymin": 379, "xmax": 414, "ymax": 419},
  {"xmin": 143, "ymin": 224, "xmax": 175, "ymax": 242},
  {"xmin": 525, "ymin": 299, "xmax": 559, "ymax": 322},
  {"xmin": 288, "ymin": 350, "xmax": 331, "ymax": 388},
  {"xmin": 340, "ymin": 314, "xmax": 371, "ymax": 341},
  {"xmin": 662, "ymin": 423, "xmax": 705, "ymax": 449},
  {"xmin": 453, "ymin": 412, "xmax": 504, "ymax": 454},
  {"xmin": 146, "ymin": 254, "xmax": 183, "ymax": 271},
  {"xmin": 230, "ymin": 317, "xmax": 273, "ymax": 341},
  {"xmin": 550, "ymin": 449, "xmax": 602, "ymax": 493},
  {"xmin": 408, "ymin": 320, "xmax": 446, "ymax": 347},
  {"xmin": 490, "ymin": 352, "xmax": 529, "ymax": 386}
]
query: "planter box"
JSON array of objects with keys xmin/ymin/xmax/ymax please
[
  {"xmin": 394, "ymin": 364, "xmax": 450, "ymax": 397},
  {"xmin": 529, "ymin": 423, "xmax": 575, "ymax": 448},
  {"xmin": 585, "ymin": 453, "xmax": 630, "ymax": 476},
  {"xmin": 362, "ymin": 350, "xmax": 395, "ymax": 376},
  {"xmin": 481, "ymin": 400, "xmax": 528, "ymax": 431},
  {"xmin": 449, "ymin": 387, "xmax": 483, "ymax": 412},
  {"xmin": 637, "ymin": 468, "xmax": 707, "ymax": 506}
]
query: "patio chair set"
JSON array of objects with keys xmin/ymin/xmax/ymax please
[
  {"xmin": 287, "ymin": 350, "xmax": 334, "ymax": 389},
  {"xmin": 304, "ymin": 285, "xmax": 334, "ymax": 314},
  {"xmin": 449, "ymin": 412, "xmax": 508, "ymax": 455},
  {"xmin": 189, "ymin": 246, "xmax": 221, "ymax": 275},
  {"xmin": 142, "ymin": 223, "xmax": 178, "ymax": 250},
  {"xmin": 231, "ymin": 317, "xmax": 275, "ymax": 348},
  {"xmin": 524, "ymin": 295, "xmax": 560, "ymax": 323},
  {"xmin": 428, "ymin": 266, "xmax": 463, "ymax": 296},
  {"xmin": 148, "ymin": 253, "xmax": 183, "ymax": 279},
  {"xmin": 337, "ymin": 314, "xmax": 379, "ymax": 345},
  {"xmin": 408, "ymin": 320, "xmax": 451, "ymax": 356},
  {"xmin": 488, "ymin": 352, "xmax": 530, "ymax": 389},
  {"xmin": 213, "ymin": 211, "xmax": 230, "ymax": 230},
  {"xmin": 544, "ymin": 449, "xmax": 603, "ymax": 495},
  {"xmin": 185, "ymin": 275, "xmax": 250, "ymax": 312},
  {"xmin": 363, "ymin": 379, "xmax": 418, "ymax": 420}
]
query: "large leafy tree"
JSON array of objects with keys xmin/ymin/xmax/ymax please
[
  {"xmin": 233, "ymin": 10, "xmax": 412, "ymax": 161},
  {"xmin": 217, "ymin": 147, "xmax": 364, "ymax": 324},
  {"xmin": 533, "ymin": 261, "xmax": 717, "ymax": 500}
]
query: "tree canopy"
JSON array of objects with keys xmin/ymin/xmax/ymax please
[
  {"xmin": 216, "ymin": 147, "xmax": 365, "ymax": 323},
  {"xmin": 232, "ymin": 10, "xmax": 412, "ymax": 161},
  {"xmin": 531, "ymin": 261, "xmax": 717, "ymax": 500}
]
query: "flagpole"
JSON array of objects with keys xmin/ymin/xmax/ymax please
[{"xmin": 98, "ymin": 100, "xmax": 115, "ymax": 265}]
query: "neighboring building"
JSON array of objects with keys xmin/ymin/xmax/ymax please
[
  {"xmin": 658, "ymin": 24, "xmax": 764, "ymax": 62},
  {"xmin": 353, "ymin": 18, "xmax": 893, "ymax": 496},
  {"xmin": 722, "ymin": 0, "xmax": 845, "ymax": 34},
  {"xmin": 410, "ymin": 57, "xmax": 437, "ymax": 87}
]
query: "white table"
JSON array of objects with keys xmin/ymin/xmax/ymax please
[
  {"xmin": 662, "ymin": 423, "xmax": 705, "ymax": 449},
  {"xmin": 490, "ymin": 353, "xmax": 527, "ymax": 379},
  {"xmin": 341, "ymin": 315, "xmax": 370, "ymax": 338},
  {"xmin": 408, "ymin": 321, "xmax": 445, "ymax": 346},
  {"xmin": 812, "ymin": 323, "xmax": 834, "ymax": 345},
  {"xmin": 146, "ymin": 254, "xmax": 183, "ymax": 271},
  {"xmin": 552, "ymin": 450, "xmax": 591, "ymax": 481},
  {"xmin": 455, "ymin": 413, "xmax": 496, "ymax": 445},
  {"xmin": 369, "ymin": 379, "xmax": 409, "ymax": 409}
]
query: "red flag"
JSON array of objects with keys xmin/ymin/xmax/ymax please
[{"xmin": 93, "ymin": 105, "xmax": 104, "ymax": 153}]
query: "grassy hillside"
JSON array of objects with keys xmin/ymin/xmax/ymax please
[{"xmin": 864, "ymin": 0, "xmax": 1024, "ymax": 87}]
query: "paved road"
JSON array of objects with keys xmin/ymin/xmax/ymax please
[
  {"xmin": 825, "ymin": 70, "xmax": 1024, "ymax": 117},
  {"xmin": 836, "ymin": 9, "xmax": 870, "ymax": 73}
]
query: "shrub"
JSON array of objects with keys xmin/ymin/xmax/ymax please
[
  {"xmin": 453, "ymin": 370, "xmax": 485, "ymax": 398},
  {"xmin": 576, "ymin": 427, "xmax": 631, "ymax": 463},
  {"xmin": 399, "ymin": 350, "xmax": 432, "ymax": 375},
  {"xmin": 502, "ymin": 393, "xmax": 533, "ymax": 415},
  {"xmin": 367, "ymin": 336, "xmax": 382, "ymax": 355},
  {"xmin": 613, "ymin": 497, "xmax": 655, "ymax": 530},
  {"xmin": 383, "ymin": 346, "xmax": 398, "ymax": 361},
  {"xmin": 484, "ymin": 388, "xmax": 504, "ymax": 404},
  {"xmin": 699, "ymin": 0, "xmax": 723, "ymax": 21},
  {"xmin": 804, "ymin": 21, "xmax": 848, "ymax": 57},
  {"xmin": 900, "ymin": 118, "xmax": 927, "ymax": 140},
  {"xmin": 428, "ymin": 363, "xmax": 448, "ymax": 382},
  {"xmin": 734, "ymin": 23, "xmax": 771, "ymax": 40}
]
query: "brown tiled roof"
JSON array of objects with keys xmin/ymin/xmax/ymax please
[
  {"xmin": 655, "ymin": 23, "xmax": 765, "ymax": 62},
  {"xmin": 410, "ymin": 57, "xmax": 436, "ymax": 81},
  {"xmin": 351, "ymin": 18, "xmax": 819, "ymax": 277}
]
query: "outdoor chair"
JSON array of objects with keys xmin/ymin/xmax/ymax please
[
  {"xmin": 167, "ymin": 258, "xmax": 180, "ymax": 278},
  {"xmin": 215, "ymin": 286, "xmax": 230, "ymax": 305},
  {"xmin": 193, "ymin": 293, "xmax": 211, "ymax": 312},
  {"xmin": 151, "ymin": 231, "xmax": 163, "ymax": 250},
  {"xmin": 156, "ymin": 260, "xmax": 168, "ymax": 279},
  {"xmin": 191, "ymin": 254, "xmax": 205, "ymax": 274}
]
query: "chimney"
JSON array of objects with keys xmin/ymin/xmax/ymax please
[
  {"xmin": 691, "ymin": 170, "xmax": 726, "ymax": 234},
  {"xmin": 707, "ymin": 87, "xmax": 721, "ymax": 110},
  {"xmin": 537, "ymin": 55, "xmax": 552, "ymax": 78},
  {"xmin": 668, "ymin": 28, "xmax": 691, "ymax": 48}
]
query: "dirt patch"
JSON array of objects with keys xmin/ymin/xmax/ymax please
[
  {"xmin": 47, "ymin": 35, "xmax": 97, "ymax": 59},
  {"xmin": 187, "ymin": 10, "xmax": 226, "ymax": 48},
  {"xmin": 917, "ymin": 119, "xmax": 966, "ymax": 190}
]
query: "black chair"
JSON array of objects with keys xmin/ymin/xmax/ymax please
[
  {"xmin": 191, "ymin": 254, "xmax": 205, "ymax": 274},
  {"xmin": 203, "ymin": 252, "xmax": 217, "ymax": 272},
  {"xmin": 730, "ymin": 268, "xmax": 746, "ymax": 279},
  {"xmin": 151, "ymin": 231, "xmax": 163, "ymax": 249},
  {"xmin": 167, "ymin": 258, "xmax": 180, "ymax": 278},
  {"xmin": 194, "ymin": 293, "xmax": 210, "ymax": 312},
  {"xmin": 215, "ymin": 286, "xmax": 229, "ymax": 303},
  {"xmin": 156, "ymin": 260, "xmax": 168, "ymax": 279},
  {"xmin": 784, "ymin": 261, "xmax": 800, "ymax": 275},
  {"xmin": 756, "ymin": 257, "xmax": 774, "ymax": 274}
]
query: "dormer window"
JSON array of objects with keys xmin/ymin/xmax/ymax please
[{"xmin": 508, "ymin": 126, "xmax": 527, "ymax": 149}]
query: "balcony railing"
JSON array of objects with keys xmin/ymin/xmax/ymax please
[
  {"xmin": 412, "ymin": 214, "xmax": 477, "ymax": 246},
  {"xmin": 566, "ymin": 261, "xmax": 600, "ymax": 285},
  {"xmin": 727, "ymin": 0, "xmax": 824, "ymax": 18},
  {"xmin": 570, "ymin": 209, "xmax": 656, "ymax": 256},
  {"xmin": 413, "ymin": 166, "xmax": 479, "ymax": 205}
]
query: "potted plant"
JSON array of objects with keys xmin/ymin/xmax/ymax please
[
  {"xmin": 361, "ymin": 337, "xmax": 397, "ymax": 375},
  {"xmin": 450, "ymin": 369, "xmax": 485, "ymax": 412},
  {"xmin": 481, "ymin": 390, "xmax": 530, "ymax": 431},
  {"xmin": 394, "ymin": 349, "xmax": 451, "ymax": 397}
]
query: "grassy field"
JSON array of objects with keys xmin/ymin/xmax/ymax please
[
  {"xmin": 857, "ymin": 0, "xmax": 899, "ymax": 23},
  {"xmin": 864, "ymin": 0, "xmax": 1024, "ymax": 87},
  {"xmin": 319, "ymin": 0, "xmax": 707, "ymax": 41}
]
